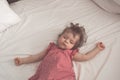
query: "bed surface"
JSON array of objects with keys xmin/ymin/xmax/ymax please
[{"xmin": 0, "ymin": 0, "xmax": 120, "ymax": 80}]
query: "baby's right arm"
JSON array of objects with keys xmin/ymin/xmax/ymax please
[
  {"xmin": 73, "ymin": 42, "xmax": 105, "ymax": 61},
  {"xmin": 14, "ymin": 49, "xmax": 48, "ymax": 66}
]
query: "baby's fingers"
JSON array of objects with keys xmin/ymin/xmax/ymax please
[
  {"xmin": 97, "ymin": 42, "xmax": 105, "ymax": 50},
  {"xmin": 99, "ymin": 42, "xmax": 105, "ymax": 49},
  {"xmin": 14, "ymin": 57, "xmax": 21, "ymax": 66}
]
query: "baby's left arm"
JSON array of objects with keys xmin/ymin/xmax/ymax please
[{"xmin": 73, "ymin": 42, "xmax": 105, "ymax": 62}]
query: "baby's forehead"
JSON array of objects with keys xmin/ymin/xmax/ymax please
[
  {"xmin": 63, "ymin": 32, "xmax": 80, "ymax": 40},
  {"xmin": 64, "ymin": 30, "xmax": 80, "ymax": 37}
]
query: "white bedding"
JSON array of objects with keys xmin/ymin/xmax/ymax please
[{"xmin": 0, "ymin": 0, "xmax": 120, "ymax": 80}]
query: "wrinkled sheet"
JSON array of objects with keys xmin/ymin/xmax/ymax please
[{"xmin": 0, "ymin": 0, "xmax": 120, "ymax": 80}]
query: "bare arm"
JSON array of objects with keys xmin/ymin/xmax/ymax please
[
  {"xmin": 73, "ymin": 42, "xmax": 105, "ymax": 61},
  {"xmin": 14, "ymin": 49, "xmax": 48, "ymax": 66}
]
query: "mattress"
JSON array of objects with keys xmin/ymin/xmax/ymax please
[{"xmin": 0, "ymin": 0, "xmax": 120, "ymax": 80}]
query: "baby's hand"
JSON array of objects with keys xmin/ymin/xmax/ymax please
[
  {"xmin": 96, "ymin": 42, "xmax": 105, "ymax": 51},
  {"xmin": 14, "ymin": 57, "xmax": 22, "ymax": 66}
]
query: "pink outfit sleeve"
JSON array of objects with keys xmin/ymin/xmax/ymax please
[
  {"xmin": 46, "ymin": 42, "xmax": 54, "ymax": 52},
  {"xmin": 71, "ymin": 49, "xmax": 79, "ymax": 56}
]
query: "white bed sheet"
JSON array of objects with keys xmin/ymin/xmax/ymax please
[{"xmin": 0, "ymin": 0, "xmax": 120, "ymax": 80}]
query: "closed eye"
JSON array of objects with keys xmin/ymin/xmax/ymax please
[
  {"xmin": 70, "ymin": 40, "xmax": 75, "ymax": 44},
  {"xmin": 63, "ymin": 36, "xmax": 67, "ymax": 39}
]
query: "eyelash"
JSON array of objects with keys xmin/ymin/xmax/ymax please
[
  {"xmin": 63, "ymin": 36, "xmax": 67, "ymax": 39},
  {"xmin": 70, "ymin": 41, "xmax": 74, "ymax": 44},
  {"xmin": 63, "ymin": 36, "xmax": 74, "ymax": 44}
]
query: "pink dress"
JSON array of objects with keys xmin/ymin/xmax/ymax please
[{"xmin": 29, "ymin": 42, "xmax": 78, "ymax": 80}]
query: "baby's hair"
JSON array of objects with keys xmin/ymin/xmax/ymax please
[{"xmin": 59, "ymin": 22, "xmax": 87, "ymax": 49}]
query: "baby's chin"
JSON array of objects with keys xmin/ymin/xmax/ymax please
[
  {"xmin": 58, "ymin": 43, "xmax": 71, "ymax": 50},
  {"xmin": 59, "ymin": 46, "xmax": 71, "ymax": 50},
  {"xmin": 58, "ymin": 45, "xmax": 66, "ymax": 50},
  {"xmin": 58, "ymin": 46, "xmax": 66, "ymax": 50}
]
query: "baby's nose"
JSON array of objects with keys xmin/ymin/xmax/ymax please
[{"xmin": 65, "ymin": 39, "xmax": 69, "ymax": 43}]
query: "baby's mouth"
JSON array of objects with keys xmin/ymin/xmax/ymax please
[{"xmin": 63, "ymin": 43, "xmax": 67, "ymax": 47}]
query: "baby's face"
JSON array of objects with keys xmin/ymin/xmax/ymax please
[{"xmin": 57, "ymin": 32, "xmax": 80, "ymax": 50}]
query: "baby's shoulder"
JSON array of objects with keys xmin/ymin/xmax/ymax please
[
  {"xmin": 49, "ymin": 42, "xmax": 56, "ymax": 46},
  {"xmin": 47, "ymin": 42, "xmax": 57, "ymax": 51}
]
